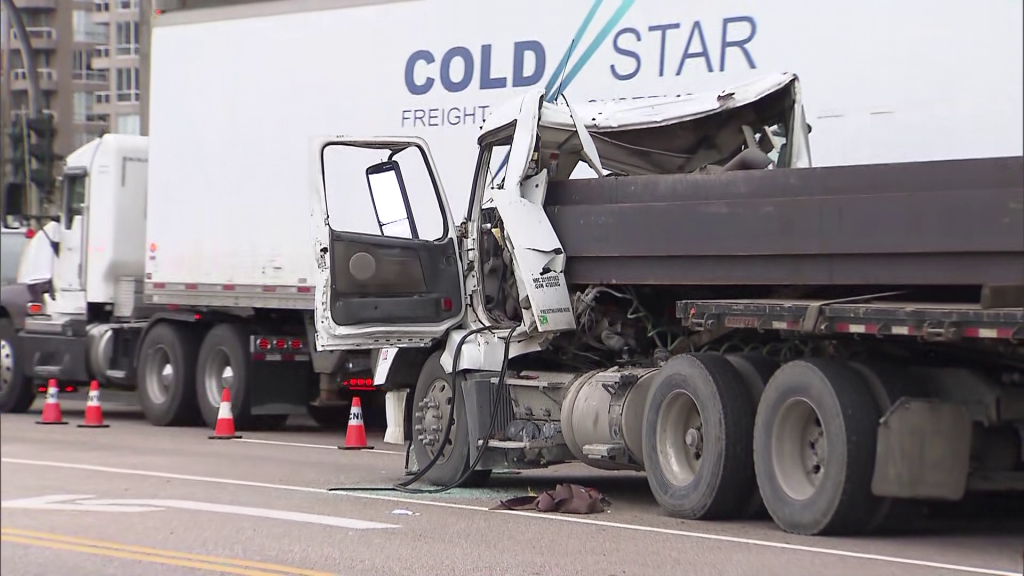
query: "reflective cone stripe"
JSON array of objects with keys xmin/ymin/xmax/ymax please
[
  {"xmin": 78, "ymin": 380, "xmax": 109, "ymax": 428},
  {"xmin": 338, "ymin": 396, "xmax": 373, "ymax": 450},
  {"xmin": 209, "ymin": 387, "xmax": 241, "ymax": 439},
  {"xmin": 36, "ymin": 379, "xmax": 68, "ymax": 425}
]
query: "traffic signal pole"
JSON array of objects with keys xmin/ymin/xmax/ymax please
[{"xmin": 2, "ymin": 0, "xmax": 44, "ymax": 219}]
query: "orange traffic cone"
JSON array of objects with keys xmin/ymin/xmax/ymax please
[
  {"xmin": 36, "ymin": 379, "xmax": 68, "ymax": 425},
  {"xmin": 208, "ymin": 387, "xmax": 241, "ymax": 440},
  {"xmin": 338, "ymin": 396, "xmax": 373, "ymax": 450},
  {"xmin": 78, "ymin": 380, "xmax": 109, "ymax": 428}
]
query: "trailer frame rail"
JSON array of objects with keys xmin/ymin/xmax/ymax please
[{"xmin": 677, "ymin": 297, "xmax": 1024, "ymax": 342}]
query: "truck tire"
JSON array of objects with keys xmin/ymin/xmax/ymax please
[
  {"xmin": 642, "ymin": 353, "xmax": 757, "ymax": 520},
  {"xmin": 0, "ymin": 318, "xmax": 35, "ymax": 414},
  {"xmin": 196, "ymin": 323, "xmax": 256, "ymax": 430},
  {"xmin": 137, "ymin": 322, "xmax": 201, "ymax": 426},
  {"xmin": 753, "ymin": 359, "xmax": 881, "ymax": 535},
  {"xmin": 724, "ymin": 353, "xmax": 780, "ymax": 519},
  {"xmin": 410, "ymin": 351, "xmax": 490, "ymax": 487}
]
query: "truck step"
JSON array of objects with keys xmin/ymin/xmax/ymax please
[
  {"xmin": 34, "ymin": 366, "xmax": 63, "ymax": 378},
  {"xmin": 106, "ymin": 370, "xmax": 127, "ymax": 380},
  {"xmin": 581, "ymin": 443, "xmax": 626, "ymax": 460}
]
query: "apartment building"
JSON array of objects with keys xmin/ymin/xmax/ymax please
[
  {"xmin": 90, "ymin": 0, "xmax": 142, "ymax": 136},
  {"xmin": 1, "ymin": 0, "xmax": 146, "ymax": 192}
]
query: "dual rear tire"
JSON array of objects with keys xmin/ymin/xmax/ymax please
[
  {"xmin": 643, "ymin": 353, "xmax": 899, "ymax": 535},
  {"xmin": 137, "ymin": 322, "xmax": 285, "ymax": 430}
]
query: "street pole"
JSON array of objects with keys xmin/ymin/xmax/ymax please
[{"xmin": 1, "ymin": 0, "xmax": 43, "ymax": 219}]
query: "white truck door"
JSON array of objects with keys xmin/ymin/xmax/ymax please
[
  {"xmin": 55, "ymin": 168, "xmax": 87, "ymax": 293},
  {"xmin": 309, "ymin": 136, "xmax": 465, "ymax": 351}
]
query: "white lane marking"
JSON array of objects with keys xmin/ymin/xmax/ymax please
[
  {"xmin": 234, "ymin": 438, "xmax": 405, "ymax": 455},
  {"xmin": 1, "ymin": 494, "xmax": 162, "ymax": 513},
  {"xmin": 0, "ymin": 458, "xmax": 1015, "ymax": 576},
  {"xmin": 1, "ymin": 493, "xmax": 398, "ymax": 530}
]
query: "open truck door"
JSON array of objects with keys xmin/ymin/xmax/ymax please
[{"xmin": 309, "ymin": 136, "xmax": 465, "ymax": 351}]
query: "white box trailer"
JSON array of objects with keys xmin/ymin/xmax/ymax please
[{"xmin": 1, "ymin": 0, "xmax": 1021, "ymax": 434}]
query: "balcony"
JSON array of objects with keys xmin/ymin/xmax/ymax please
[
  {"xmin": 10, "ymin": 27, "xmax": 58, "ymax": 51},
  {"xmin": 10, "ymin": 69, "xmax": 58, "ymax": 92},
  {"xmin": 114, "ymin": 43, "xmax": 140, "ymax": 57},
  {"xmin": 115, "ymin": 89, "xmax": 140, "ymax": 104},
  {"xmin": 92, "ymin": 1, "xmax": 112, "ymax": 22},
  {"xmin": 72, "ymin": 69, "xmax": 109, "ymax": 90},
  {"xmin": 92, "ymin": 45, "xmax": 112, "ymax": 69},
  {"xmin": 12, "ymin": 0, "xmax": 57, "ymax": 9},
  {"xmin": 93, "ymin": 91, "xmax": 114, "ymax": 114}
]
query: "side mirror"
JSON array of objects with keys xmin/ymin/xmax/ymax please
[
  {"xmin": 366, "ymin": 161, "xmax": 417, "ymax": 239},
  {"xmin": 2, "ymin": 182, "xmax": 26, "ymax": 228}
]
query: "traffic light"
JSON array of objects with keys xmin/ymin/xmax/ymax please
[
  {"xmin": 5, "ymin": 120, "xmax": 28, "ymax": 185},
  {"xmin": 27, "ymin": 112, "xmax": 59, "ymax": 195}
]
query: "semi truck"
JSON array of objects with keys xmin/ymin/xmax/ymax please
[
  {"xmin": 0, "ymin": 0, "xmax": 1021, "ymax": 535},
  {"xmin": 0, "ymin": 133, "xmax": 380, "ymax": 427}
]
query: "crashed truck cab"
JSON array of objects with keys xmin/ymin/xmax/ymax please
[{"xmin": 308, "ymin": 72, "xmax": 811, "ymax": 444}]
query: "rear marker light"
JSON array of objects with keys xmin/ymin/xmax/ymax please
[
  {"xmin": 289, "ymin": 339, "xmax": 303, "ymax": 350},
  {"xmin": 37, "ymin": 386, "xmax": 46, "ymax": 393},
  {"xmin": 25, "ymin": 228, "xmax": 35, "ymax": 239},
  {"xmin": 26, "ymin": 302, "xmax": 43, "ymax": 314},
  {"xmin": 274, "ymin": 338, "xmax": 286, "ymax": 349},
  {"xmin": 257, "ymin": 338, "xmax": 270, "ymax": 350}
]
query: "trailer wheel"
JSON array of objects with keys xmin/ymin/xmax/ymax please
[
  {"xmin": 137, "ymin": 322, "xmax": 201, "ymax": 426},
  {"xmin": 411, "ymin": 351, "xmax": 490, "ymax": 487},
  {"xmin": 196, "ymin": 323, "xmax": 255, "ymax": 430},
  {"xmin": 0, "ymin": 318, "xmax": 35, "ymax": 414},
  {"xmin": 724, "ymin": 353, "xmax": 780, "ymax": 519},
  {"xmin": 642, "ymin": 353, "xmax": 756, "ymax": 520},
  {"xmin": 754, "ymin": 359, "xmax": 881, "ymax": 535}
]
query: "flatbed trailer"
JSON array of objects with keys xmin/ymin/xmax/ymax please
[{"xmin": 546, "ymin": 156, "xmax": 1024, "ymax": 287}]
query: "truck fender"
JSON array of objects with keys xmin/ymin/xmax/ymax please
[{"xmin": 131, "ymin": 311, "xmax": 205, "ymax": 370}]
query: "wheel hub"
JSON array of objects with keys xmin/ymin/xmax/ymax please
[
  {"xmin": 415, "ymin": 378, "xmax": 454, "ymax": 462},
  {"xmin": 203, "ymin": 348, "xmax": 234, "ymax": 408},
  {"xmin": 772, "ymin": 398, "xmax": 827, "ymax": 501},
  {"xmin": 657, "ymin": 390, "xmax": 704, "ymax": 486},
  {"xmin": 0, "ymin": 339, "xmax": 14, "ymax": 394},
  {"xmin": 144, "ymin": 345, "xmax": 173, "ymax": 404}
]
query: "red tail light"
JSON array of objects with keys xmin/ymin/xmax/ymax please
[
  {"xmin": 289, "ymin": 339, "xmax": 303, "ymax": 350},
  {"xmin": 25, "ymin": 228, "xmax": 36, "ymax": 239},
  {"xmin": 274, "ymin": 338, "xmax": 286, "ymax": 349},
  {"xmin": 256, "ymin": 338, "xmax": 270, "ymax": 350}
]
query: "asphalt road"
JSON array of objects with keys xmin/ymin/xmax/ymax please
[{"xmin": 2, "ymin": 391, "xmax": 1022, "ymax": 576}]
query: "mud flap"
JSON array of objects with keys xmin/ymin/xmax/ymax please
[{"xmin": 871, "ymin": 397, "xmax": 972, "ymax": 500}]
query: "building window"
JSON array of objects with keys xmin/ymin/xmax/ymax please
[
  {"xmin": 73, "ymin": 10, "xmax": 107, "ymax": 43},
  {"xmin": 116, "ymin": 114, "xmax": 141, "ymax": 135},
  {"xmin": 73, "ymin": 92, "xmax": 90, "ymax": 123},
  {"xmin": 118, "ymin": 0, "xmax": 139, "ymax": 10},
  {"xmin": 72, "ymin": 50, "xmax": 106, "ymax": 83},
  {"xmin": 115, "ymin": 21, "xmax": 139, "ymax": 56},
  {"xmin": 116, "ymin": 67, "xmax": 140, "ymax": 102},
  {"xmin": 73, "ymin": 132, "xmax": 94, "ymax": 149},
  {"xmin": 95, "ymin": 1, "xmax": 111, "ymax": 13}
]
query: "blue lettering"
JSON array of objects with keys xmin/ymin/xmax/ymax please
[
  {"xmin": 440, "ymin": 46, "xmax": 473, "ymax": 93},
  {"xmin": 721, "ymin": 17, "xmax": 757, "ymax": 70},
  {"xmin": 404, "ymin": 50, "xmax": 435, "ymax": 96},
  {"xmin": 480, "ymin": 44, "xmax": 507, "ymax": 90},
  {"xmin": 647, "ymin": 23, "xmax": 680, "ymax": 78},
  {"xmin": 512, "ymin": 41, "xmax": 545, "ymax": 87},
  {"xmin": 676, "ymin": 21, "xmax": 712, "ymax": 75},
  {"xmin": 610, "ymin": 27, "xmax": 641, "ymax": 81}
]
